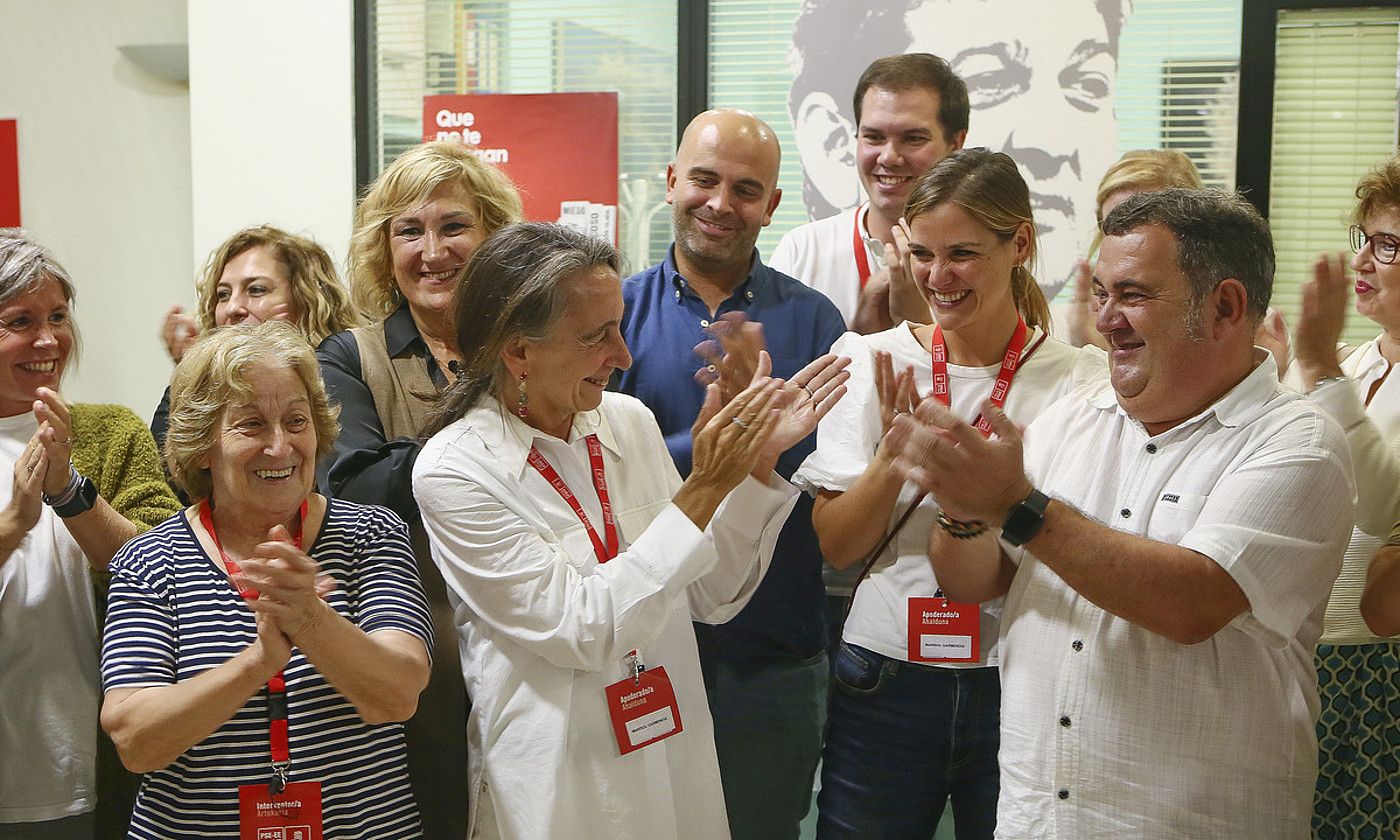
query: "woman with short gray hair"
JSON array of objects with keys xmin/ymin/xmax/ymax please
[{"xmin": 0, "ymin": 230, "xmax": 179, "ymax": 840}]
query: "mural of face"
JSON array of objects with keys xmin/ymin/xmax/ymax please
[
  {"xmin": 788, "ymin": 0, "xmax": 1122, "ymax": 299},
  {"xmin": 905, "ymin": 0, "xmax": 1118, "ymax": 298}
]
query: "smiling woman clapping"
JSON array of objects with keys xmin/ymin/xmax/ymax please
[
  {"xmin": 412, "ymin": 222, "xmax": 849, "ymax": 840},
  {"xmin": 99, "ymin": 322, "xmax": 432, "ymax": 839}
]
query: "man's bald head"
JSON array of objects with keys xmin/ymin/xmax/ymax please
[
  {"xmin": 667, "ymin": 109, "xmax": 785, "ymax": 283},
  {"xmin": 676, "ymin": 109, "xmax": 782, "ymax": 193}
]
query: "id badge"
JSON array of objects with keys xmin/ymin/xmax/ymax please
[
  {"xmin": 604, "ymin": 665, "xmax": 684, "ymax": 755},
  {"xmin": 907, "ymin": 596, "xmax": 979, "ymax": 663},
  {"xmin": 238, "ymin": 781, "xmax": 323, "ymax": 840}
]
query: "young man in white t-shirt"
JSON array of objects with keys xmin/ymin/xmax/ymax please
[{"xmin": 771, "ymin": 53, "xmax": 967, "ymax": 334}]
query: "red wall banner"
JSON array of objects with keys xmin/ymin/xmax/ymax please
[
  {"xmin": 422, "ymin": 92, "xmax": 619, "ymax": 243},
  {"xmin": 0, "ymin": 120, "xmax": 18, "ymax": 227}
]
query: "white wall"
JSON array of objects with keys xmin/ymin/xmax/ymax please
[
  {"xmin": 187, "ymin": 0, "xmax": 356, "ymax": 287},
  {"xmin": 0, "ymin": 0, "xmax": 192, "ymax": 413}
]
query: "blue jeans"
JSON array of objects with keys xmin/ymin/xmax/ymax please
[
  {"xmin": 700, "ymin": 643, "xmax": 828, "ymax": 840},
  {"xmin": 817, "ymin": 643, "xmax": 1000, "ymax": 840}
]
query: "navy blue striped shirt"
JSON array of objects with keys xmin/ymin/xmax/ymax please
[{"xmin": 101, "ymin": 498, "xmax": 433, "ymax": 839}]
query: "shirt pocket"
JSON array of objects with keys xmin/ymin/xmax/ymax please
[{"xmin": 1145, "ymin": 491, "xmax": 1209, "ymax": 545}]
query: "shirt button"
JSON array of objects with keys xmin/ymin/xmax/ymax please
[
  {"xmin": 1057, "ymin": 789, "xmax": 1070, "ymax": 800},
  {"xmin": 1120, "ymin": 508, "xmax": 1131, "ymax": 518},
  {"xmin": 1071, "ymin": 640, "xmax": 1083, "ymax": 651},
  {"xmin": 745, "ymin": 290, "xmax": 754, "ymax": 300},
  {"xmin": 1146, "ymin": 443, "xmax": 1158, "ymax": 453},
  {"xmin": 1059, "ymin": 715, "xmax": 1071, "ymax": 727},
  {"xmin": 700, "ymin": 319, "xmax": 709, "ymax": 327}
]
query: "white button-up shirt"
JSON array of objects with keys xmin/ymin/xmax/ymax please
[
  {"xmin": 997, "ymin": 356, "xmax": 1354, "ymax": 839},
  {"xmin": 413, "ymin": 392, "xmax": 798, "ymax": 840},
  {"xmin": 1288, "ymin": 336, "xmax": 1400, "ymax": 643}
]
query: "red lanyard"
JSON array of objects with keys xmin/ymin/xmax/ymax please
[
  {"xmin": 526, "ymin": 434, "xmax": 618, "ymax": 565},
  {"xmin": 527, "ymin": 436, "xmax": 647, "ymax": 676},
  {"xmin": 852, "ymin": 202, "xmax": 874, "ymax": 290},
  {"xmin": 198, "ymin": 498, "xmax": 307, "ymax": 792},
  {"xmin": 930, "ymin": 317, "xmax": 1040, "ymax": 435}
]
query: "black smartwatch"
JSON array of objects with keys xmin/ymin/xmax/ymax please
[
  {"xmin": 46, "ymin": 473, "xmax": 98, "ymax": 518},
  {"xmin": 1000, "ymin": 488, "xmax": 1050, "ymax": 547}
]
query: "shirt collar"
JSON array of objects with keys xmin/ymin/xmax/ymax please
[
  {"xmin": 1088, "ymin": 350, "xmax": 1283, "ymax": 431},
  {"xmin": 384, "ymin": 300, "xmax": 427, "ymax": 358},
  {"xmin": 662, "ymin": 244, "xmax": 766, "ymax": 306},
  {"xmin": 462, "ymin": 396, "xmax": 624, "ymax": 479},
  {"xmin": 1349, "ymin": 337, "xmax": 1390, "ymax": 382}
]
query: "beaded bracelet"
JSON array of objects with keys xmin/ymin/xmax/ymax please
[{"xmin": 936, "ymin": 510, "xmax": 988, "ymax": 539}]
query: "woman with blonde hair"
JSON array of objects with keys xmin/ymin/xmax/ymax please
[
  {"xmin": 1063, "ymin": 149, "xmax": 1203, "ymax": 348},
  {"xmin": 795, "ymin": 148, "xmax": 1103, "ymax": 838},
  {"xmin": 151, "ymin": 226, "xmax": 362, "ymax": 456},
  {"xmin": 316, "ymin": 140, "xmax": 521, "ymax": 839}
]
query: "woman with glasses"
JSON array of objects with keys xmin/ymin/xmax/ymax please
[{"xmin": 1289, "ymin": 151, "xmax": 1400, "ymax": 837}]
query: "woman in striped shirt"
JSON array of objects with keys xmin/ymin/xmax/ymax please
[{"xmin": 100, "ymin": 321, "xmax": 433, "ymax": 839}]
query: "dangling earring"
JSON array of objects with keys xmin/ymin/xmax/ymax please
[{"xmin": 516, "ymin": 372, "xmax": 529, "ymax": 418}]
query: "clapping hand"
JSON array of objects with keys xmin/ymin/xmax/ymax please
[
  {"xmin": 1293, "ymin": 253, "xmax": 1349, "ymax": 388},
  {"xmin": 238, "ymin": 524, "xmax": 338, "ymax": 641},
  {"xmin": 161, "ymin": 305, "xmax": 200, "ymax": 364},
  {"xmin": 874, "ymin": 349, "xmax": 916, "ymax": 438},
  {"xmin": 694, "ymin": 313, "xmax": 766, "ymax": 405},
  {"xmin": 884, "ymin": 397, "xmax": 1033, "ymax": 524}
]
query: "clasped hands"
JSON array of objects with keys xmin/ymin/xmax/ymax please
[
  {"xmin": 233, "ymin": 527, "xmax": 337, "ymax": 669},
  {"xmin": 883, "ymin": 396, "xmax": 1035, "ymax": 527}
]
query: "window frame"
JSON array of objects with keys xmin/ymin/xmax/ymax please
[{"xmin": 1235, "ymin": 0, "xmax": 1391, "ymax": 217}]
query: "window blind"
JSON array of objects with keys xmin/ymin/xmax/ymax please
[
  {"xmin": 1116, "ymin": 0, "xmax": 1243, "ymax": 191},
  {"xmin": 708, "ymin": 0, "xmax": 804, "ymax": 261},
  {"xmin": 371, "ymin": 0, "xmax": 678, "ymax": 271},
  {"xmin": 1268, "ymin": 6, "xmax": 1400, "ymax": 346}
]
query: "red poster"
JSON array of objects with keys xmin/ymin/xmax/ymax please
[
  {"xmin": 0, "ymin": 120, "xmax": 18, "ymax": 227},
  {"xmin": 423, "ymin": 93, "xmax": 618, "ymax": 244}
]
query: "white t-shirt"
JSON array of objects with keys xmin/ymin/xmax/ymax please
[
  {"xmin": 996, "ymin": 357, "xmax": 1354, "ymax": 839},
  {"xmin": 413, "ymin": 393, "xmax": 799, "ymax": 840},
  {"xmin": 793, "ymin": 323, "xmax": 1104, "ymax": 666},
  {"xmin": 0, "ymin": 412, "xmax": 99, "ymax": 823},
  {"xmin": 770, "ymin": 205, "xmax": 881, "ymax": 327}
]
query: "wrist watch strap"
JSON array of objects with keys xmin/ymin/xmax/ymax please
[
  {"xmin": 52, "ymin": 475, "xmax": 98, "ymax": 518},
  {"xmin": 1001, "ymin": 488, "xmax": 1050, "ymax": 547}
]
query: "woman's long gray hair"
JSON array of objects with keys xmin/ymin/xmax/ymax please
[{"xmin": 422, "ymin": 222, "xmax": 624, "ymax": 438}]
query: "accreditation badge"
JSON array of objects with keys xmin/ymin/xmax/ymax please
[
  {"xmin": 604, "ymin": 665, "xmax": 684, "ymax": 755},
  {"xmin": 238, "ymin": 781, "xmax": 323, "ymax": 840},
  {"xmin": 907, "ymin": 595, "xmax": 979, "ymax": 663}
]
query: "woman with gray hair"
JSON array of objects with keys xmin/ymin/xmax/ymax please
[
  {"xmin": 0, "ymin": 230, "xmax": 179, "ymax": 840},
  {"xmin": 100, "ymin": 321, "xmax": 433, "ymax": 838},
  {"xmin": 412, "ymin": 222, "xmax": 849, "ymax": 839}
]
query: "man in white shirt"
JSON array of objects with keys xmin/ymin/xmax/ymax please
[
  {"xmin": 770, "ymin": 53, "xmax": 967, "ymax": 334},
  {"xmin": 885, "ymin": 188, "xmax": 1355, "ymax": 839}
]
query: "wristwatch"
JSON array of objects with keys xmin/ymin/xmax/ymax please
[
  {"xmin": 1000, "ymin": 488, "xmax": 1050, "ymax": 547},
  {"xmin": 43, "ymin": 465, "xmax": 98, "ymax": 518}
]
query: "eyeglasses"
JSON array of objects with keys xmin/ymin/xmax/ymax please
[{"xmin": 1349, "ymin": 225, "xmax": 1400, "ymax": 265}]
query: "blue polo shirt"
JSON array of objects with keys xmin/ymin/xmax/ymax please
[{"xmin": 617, "ymin": 246, "xmax": 847, "ymax": 660}]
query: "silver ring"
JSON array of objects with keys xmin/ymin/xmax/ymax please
[
  {"xmin": 801, "ymin": 385, "xmax": 814, "ymax": 399},
  {"xmin": 731, "ymin": 417, "xmax": 749, "ymax": 429}
]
